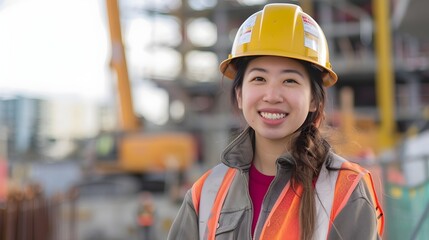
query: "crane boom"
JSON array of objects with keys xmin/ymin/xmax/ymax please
[{"xmin": 105, "ymin": 0, "xmax": 139, "ymax": 132}]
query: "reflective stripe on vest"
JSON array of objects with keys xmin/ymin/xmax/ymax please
[
  {"xmin": 313, "ymin": 156, "xmax": 343, "ymax": 239},
  {"xmin": 191, "ymin": 164, "xmax": 236, "ymax": 240},
  {"xmin": 191, "ymin": 158, "xmax": 384, "ymax": 240}
]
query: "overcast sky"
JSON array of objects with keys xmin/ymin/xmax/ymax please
[{"xmin": 0, "ymin": 0, "xmax": 110, "ymax": 101}]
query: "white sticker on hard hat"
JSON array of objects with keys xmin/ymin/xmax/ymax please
[
  {"xmin": 305, "ymin": 37, "xmax": 318, "ymax": 52},
  {"xmin": 302, "ymin": 16, "xmax": 319, "ymax": 52},
  {"xmin": 238, "ymin": 14, "xmax": 257, "ymax": 45}
]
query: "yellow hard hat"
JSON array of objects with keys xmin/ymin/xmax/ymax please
[{"xmin": 219, "ymin": 3, "xmax": 338, "ymax": 87}]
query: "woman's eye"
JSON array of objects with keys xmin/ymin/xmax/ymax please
[
  {"xmin": 254, "ymin": 77, "xmax": 265, "ymax": 82},
  {"xmin": 284, "ymin": 79, "xmax": 298, "ymax": 84}
]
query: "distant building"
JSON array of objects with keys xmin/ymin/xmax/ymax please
[
  {"xmin": 0, "ymin": 95, "xmax": 117, "ymax": 161},
  {"xmin": 0, "ymin": 95, "xmax": 43, "ymax": 159}
]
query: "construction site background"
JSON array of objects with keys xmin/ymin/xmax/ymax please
[{"xmin": 1, "ymin": 0, "xmax": 429, "ymax": 239}]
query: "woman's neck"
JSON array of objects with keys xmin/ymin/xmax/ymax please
[{"xmin": 253, "ymin": 135, "xmax": 291, "ymax": 176}]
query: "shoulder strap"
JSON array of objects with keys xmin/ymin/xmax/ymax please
[
  {"xmin": 315, "ymin": 154, "xmax": 385, "ymax": 239},
  {"xmin": 328, "ymin": 156, "xmax": 384, "ymax": 237},
  {"xmin": 191, "ymin": 164, "xmax": 236, "ymax": 240},
  {"xmin": 362, "ymin": 171, "xmax": 385, "ymax": 235}
]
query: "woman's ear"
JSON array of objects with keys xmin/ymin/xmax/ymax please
[
  {"xmin": 235, "ymin": 87, "xmax": 242, "ymax": 109},
  {"xmin": 309, "ymin": 98, "xmax": 317, "ymax": 112}
]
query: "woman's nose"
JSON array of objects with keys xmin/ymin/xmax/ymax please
[{"xmin": 262, "ymin": 84, "xmax": 283, "ymax": 103}]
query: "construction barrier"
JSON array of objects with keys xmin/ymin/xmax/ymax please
[
  {"xmin": 385, "ymin": 181, "xmax": 429, "ymax": 240},
  {"xmin": 0, "ymin": 183, "xmax": 77, "ymax": 240}
]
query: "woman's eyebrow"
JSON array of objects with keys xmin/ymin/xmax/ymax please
[
  {"xmin": 281, "ymin": 69, "xmax": 304, "ymax": 78},
  {"xmin": 247, "ymin": 67, "xmax": 267, "ymax": 73},
  {"xmin": 247, "ymin": 67, "xmax": 304, "ymax": 78}
]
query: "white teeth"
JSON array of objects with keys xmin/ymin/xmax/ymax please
[{"xmin": 260, "ymin": 112, "xmax": 286, "ymax": 120}]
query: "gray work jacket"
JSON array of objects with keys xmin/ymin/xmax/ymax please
[{"xmin": 168, "ymin": 128, "xmax": 382, "ymax": 240}]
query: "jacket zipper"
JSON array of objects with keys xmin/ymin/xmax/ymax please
[{"xmin": 242, "ymin": 170, "xmax": 254, "ymax": 240}]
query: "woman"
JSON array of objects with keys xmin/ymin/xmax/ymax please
[{"xmin": 168, "ymin": 3, "xmax": 384, "ymax": 240}]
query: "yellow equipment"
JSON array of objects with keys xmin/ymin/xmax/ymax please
[
  {"xmin": 119, "ymin": 133, "xmax": 196, "ymax": 172},
  {"xmin": 373, "ymin": 0, "xmax": 396, "ymax": 150},
  {"xmin": 219, "ymin": 3, "xmax": 337, "ymax": 87}
]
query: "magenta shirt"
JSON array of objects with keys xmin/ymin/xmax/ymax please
[{"xmin": 249, "ymin": 164, "xmax": 275, "ymax": 235}]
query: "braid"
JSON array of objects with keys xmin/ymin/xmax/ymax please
[{"xmin": 291, "ymin": 118, "xmax": 330, "ymax": 240}]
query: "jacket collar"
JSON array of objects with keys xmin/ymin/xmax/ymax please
[{"xmin": 221, "ymin": 127, "xmax": 296, "ymax": 171}]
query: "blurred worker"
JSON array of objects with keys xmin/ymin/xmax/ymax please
[
  {"xmin": 168, "ymin": 3, "xmax": 384, "ymax": 240},
  {"xmin": 137, "ymin": 191, "xmax": 155, "ymax": 240}
]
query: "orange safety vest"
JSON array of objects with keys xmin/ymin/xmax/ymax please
[
  {"xmin": 138, "ymin": 213, "xmax": 154, "ymax": 227},
  {"xmin": 191, "ymin": 160, "xmax": 384, "ymax": 240}
]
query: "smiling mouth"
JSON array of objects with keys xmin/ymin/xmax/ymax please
[{"xmin": 259, "ymin": 112, "xmax": 287, "ymax": 120}]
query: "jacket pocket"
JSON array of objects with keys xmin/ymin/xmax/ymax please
[{"xmin": 215, "ymin": 208, "xmax": 246, "ymax": 236}]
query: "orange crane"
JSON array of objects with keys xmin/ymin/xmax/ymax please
[{"xmin": 96, "ymin": 0, "xmax": 196, "ymax": 175}]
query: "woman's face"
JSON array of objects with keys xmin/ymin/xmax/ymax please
[{"xmin": 235, "ymin": 56, "xmax": 315, "ymax": 143}]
